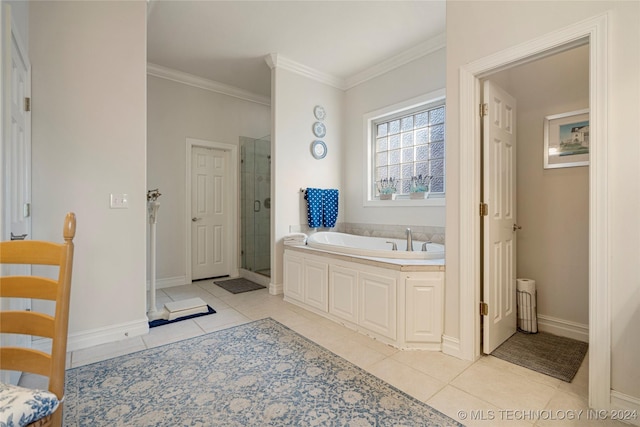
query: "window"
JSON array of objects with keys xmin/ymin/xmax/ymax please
[{"xmin": 372, "ymin": 99, "xmax": 445, "ymax": 199}]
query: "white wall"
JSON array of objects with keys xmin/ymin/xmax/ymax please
[
  {"xmin": 343, "ymin": 48, "xmax": 446, "ymax": 228},
  {"xmin": 29, "ymin": 1, "xmax": 148, "ymax": 347},
  {"xmin": 147, "ymin": 75, "xmax": 270, "ymax": 285},
  {"xmin": 270, "ymin": 65, "xmax": 344, "ymax": 287},
  {"xmin": 446, "ymin": 0, "xmax": 639, "ymax": 401}
]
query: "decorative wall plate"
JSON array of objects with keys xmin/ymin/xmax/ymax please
[
  {"xmin": 312, "ymin": 122, "xmax": 326, "ymax": 138},
  {"xmin": 314, "ymin": 105, "xmax": 326, "ymax": 121},
  {"xmin": 311, "ymin": 140, "xmax": 327, "ymax": 159}
]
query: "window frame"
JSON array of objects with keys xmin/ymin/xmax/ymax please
[{"xmin": 363, "ymin": 89, "xmax": 446, "ymax": 207}]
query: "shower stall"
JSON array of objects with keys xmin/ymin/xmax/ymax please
[{"xmin": 240, "ymin": 136, "xmax": 271, "ymax": 278}]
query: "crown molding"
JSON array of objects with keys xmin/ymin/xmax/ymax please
[
  {"xmin": 266, "ymin": 33, "xmax": 446, "ymax": 92},
  {"xmin": 265, "ymin": 53, "xmax": 345, "ymax": 90},
  {"xmin": 344, "ymin": 33, "xmax": 446, "ymax": 90},
  {"xmin": 147, "ymin": 63, "xmax": 271, "ymax": 106}
]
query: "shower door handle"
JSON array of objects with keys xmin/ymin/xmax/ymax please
[{"xmin": 254, "ymin": 200, "xmax": 261, "ymax": 212}]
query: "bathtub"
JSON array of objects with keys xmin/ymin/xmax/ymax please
[{"xmin": 306, "ymin": 231, "xmax": 444, "ymax": 260}]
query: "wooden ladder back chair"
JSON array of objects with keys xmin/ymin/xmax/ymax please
[{"xmin": 0, "ymin": 212, "xmax": 76, "ymax": 427}]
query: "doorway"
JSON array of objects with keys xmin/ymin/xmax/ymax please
[
  {"xmin": 185, "ymin": 138, "xmax": 239, "ymax": 283},
  {"xmin": 240, "ymin": 135, "xmax": 271, "ymax": 278},
  {"xmin": 457, "ymin": 14, "xmax": 610, "ymax": 409}
]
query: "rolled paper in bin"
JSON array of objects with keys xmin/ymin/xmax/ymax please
[{"xmin": 516, "ymin": 278, "xmax": 537, "ymax": 333}]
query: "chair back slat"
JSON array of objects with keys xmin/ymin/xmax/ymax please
[
  {"xmin": 0, "ymin": 240, "xmax": 65, "ymax": 265},
  {"xmin": 0, "ymin": 311, "xmax": 55, "ymax": 338},
  {"xmin": 0, "ymin": 276, "xmax": 58, "ymax": 300},
  {"xmin": 0, "ymin": 347, "xmax": 52, "ymax": 377}
]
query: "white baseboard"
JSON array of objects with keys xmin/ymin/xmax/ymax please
[
  {"xmin": 537, "ymin": 314, "xmax": 589, "ymax": 343},
  {"xmin": 60, "ymin": 318, "xmax": 149, "ymax": 352},
  {"xmin": 146, "ymin": 276, "xmax": 188, "ymax": 290},
  {"xmin": 442, "ymin": 335, "xmax": 463, "ymax": 359},
  {"xmin": 269, "ymin": 282, "xmax": 283, "ymax": 295},
  {"xmin": 611, "ymin": 391, "xmax": 640, "ymax": 426}
]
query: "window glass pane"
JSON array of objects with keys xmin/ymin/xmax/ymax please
[
  {"xmin": 431, "ymin": 176, "xmax": 444, "ymax": 192},
  {"xmin": 401, "ymin": 179, "xmax": 411, "ymax": 194},
  {"xmin": 415, "ymin": 112, "xmax": 428, "ymax": 128},
  {"xmin": 376, "ymin": 137, "xmax": 388, "ymax": 152},
  {"xmin": 388, "ymin": 164, "xmax": 400, "ymax": 180},
  {"xmin": 402, "ymin": 164, "xmax": 413, "ymax": 179},
  {"xmin": 430, "ymin": 158, "xmax": 444, "ymax": 176},
  {"xmin": 401, "ymin": 132, "xmax": 414, "ymax": 147},
  {"xmin": 429, "ymin": 124, "xmax": 445, "ymax": 142},
  {"xmin": 401, "ymin": 116, "xmax": 413, "ymax": 132},
  {"xmin": 389, "ymin": 120, "xmax": 400, "ymax": 135},
  {"xmin": 430, "ymin": 141, "xmax": 445, "ymax": 159},
  {"xmin": 377, "ymin": 123, "xmax": 388, "ymax": 137},
  {"xmin": 416, "ymin": 129, "xmax": 428, "ymax": 144},
  {"xmin": 389, "ymin": 134, "xmax": 401, "ymax": 150},
  {"xmin": 416, "ymin": 145, "xmax": 428, "ymax": 161},
  {"xmin": 402, "ymin": 148, "xmax": 413, "ymax": 163},
  {"xmin": 389, "ymin": 149, "xmax": 401, "ymax": 165},
  {"xmin": 376, "ymin": 167, "xmax": 388, "ymax": 181},
  {"xmin": 376, "ymin": 151, "xmax": 388, "ymax": 167},
  {"xmin": 415, "ymin": 161, "xmax": 428, "ymax": 177},
  {"xmin": 429, "ymin": 107, "xmax": 445, "ymax": 125}
]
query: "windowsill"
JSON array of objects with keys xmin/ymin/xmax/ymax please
[{"xmin": 363, "ymin": 195, "xmax": 445, "ymax": 208}]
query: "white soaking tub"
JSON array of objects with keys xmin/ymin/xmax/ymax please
[{"xmin": 305, "ymin": 231, "xmax": 444, "ymax": 260}]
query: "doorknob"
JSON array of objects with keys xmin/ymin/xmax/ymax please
[
  {"xmin": 11, "ymin": 232, "xmax": 27, "ymax": 240},
  {"xmin": 513, "ymin": 224, "xmax": 522, "ymax": 232},
  {"xmin": 192, "ymin": 217, "xmax": 201, "ymax": 222}
]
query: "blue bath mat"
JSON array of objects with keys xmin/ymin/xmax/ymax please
[{"xmin": 148, "ymin": 305, "xmax": 216, "ymax": 328}]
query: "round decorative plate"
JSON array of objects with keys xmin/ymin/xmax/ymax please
[
  {"xmin": 312, "ymin": 122, "xmax": 326, "ymax": 138},
  {"xmin": 313, "ymin": 105, "xmax": 326, "ymax": 121},
  {"xmin": 311, "ymin": 140, "xmax": 327, "ymax": 159}
]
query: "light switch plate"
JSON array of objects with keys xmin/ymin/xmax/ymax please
[{"xmin": 110, "ymin": 193, "xmax": 129, "ymax": 209}]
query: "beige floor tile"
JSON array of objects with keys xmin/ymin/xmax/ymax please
[
  {"xmin": 322, "ymin": 333, "xmax": 390, "ymax": 370},
  {"xmin": 193, "ymin": 307, "xmax": 251, "ymax": 333},
  {"xmin": 71, "ymin": 335, "xmax": 146, "ymax": 367},
  {"xmin": 427, "ymin": 385, "xmax": 534, "ymax": 427},
  {"xmin": 367, "ymin": 357, "xmax": 446, "ymax": 402},
  {"xmin": 141, "ymin": 318, "xmax": 205, "ymax": 348},
  {"xmin": 480, "ymin": 355, "xmax": 562, "ymax": 388},
  {"xmin": 537, "ymin": 389, "xmax": 629, "ymax": 426},
  {"xmin": 392, "ymin": 349, "xmax": 473, "ymax": 383},
  {"xmin": 451, "ymin": 356, "xmax": 557, "ymax": 411}
]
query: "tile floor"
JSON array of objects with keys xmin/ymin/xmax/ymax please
[{"xmin": 23, "ymin": 281, "xmax": 627, "ymax": 426}]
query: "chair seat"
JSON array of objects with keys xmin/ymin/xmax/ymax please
[{"xmin": 0, "ymin": 382, "xmax": 59, "ymax": 427}]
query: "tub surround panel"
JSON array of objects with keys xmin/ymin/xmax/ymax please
[{"xmin": 284, "ymin": 247, "xmax": 444, "ymax": 350}]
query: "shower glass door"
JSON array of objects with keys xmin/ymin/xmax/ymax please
[{"xmin": 240, "ymin": 136, "xmax": 271, "ymax": 277}]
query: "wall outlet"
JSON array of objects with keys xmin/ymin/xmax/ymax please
[{"xmin": 110, "ymin": 193, "xmax": 129, "ymax": 209}]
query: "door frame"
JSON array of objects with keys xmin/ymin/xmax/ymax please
[
  {"xmin": 456, "ymin": 13, "xmax": 610, "ymax": 409},
  {"xmin": 185, "ymin": 138, "xmax": 239, "ymax": 283}
]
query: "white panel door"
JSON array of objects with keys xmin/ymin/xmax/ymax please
[
  {"xmin": 483, "ymin": 80, "xmax": 517, "ymax": 354},
  {"xmin": 1, "ymin": 22, "xmax": 32, "ymax": 385},
  {"xmin": 191, "ymin": 146, "xmax": 229, "ymax": 280}
]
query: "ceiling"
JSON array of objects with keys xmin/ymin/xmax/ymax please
[{"xmin": 147, "ymin": 1, "xmax": 446, "ymax": 98}]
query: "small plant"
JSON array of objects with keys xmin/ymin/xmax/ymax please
[
  {"xmin": 377, "ymin": 177, "xmax": 397, "ymax": 195},
  {"xmin": 410, "ymin": 175, "xmax": 432, "ymax": 193}
]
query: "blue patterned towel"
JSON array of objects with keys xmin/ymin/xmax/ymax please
[
  {"xmin": 323, "ymin": 189, "xmax": 339, "ymax": 228},
  {"xmin": 305, "ymin": 188, "xmax": 323, "ymax": 228}
]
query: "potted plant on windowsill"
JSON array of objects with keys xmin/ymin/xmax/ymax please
[
  {"xmin": 410, "ymin": 174, "xmax": 432, "ymax": 199},
  {"xmin": 378, "ymin": 177, "xmax": 397, "ymax": 200}
]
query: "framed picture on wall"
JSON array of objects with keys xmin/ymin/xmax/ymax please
[{"xmin": 543, "ymin": 108, "xmax": 590, "ymax": 169}]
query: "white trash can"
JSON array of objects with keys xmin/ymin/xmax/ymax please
[{"xmin": 516, "ymin": 278, "xmax": 538, "ymax": 333}]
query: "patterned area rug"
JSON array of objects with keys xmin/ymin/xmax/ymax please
[
  {"xmin": 491, "ymin": 331, "xmax": 588, "ymax": 382},
  {"xmin": 213, "ymin": 277, "xmax": 265, "ymax": 294},
  {"xmin": 64, "ymin": 319, "xmax": 462, "ymax": 426}
]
